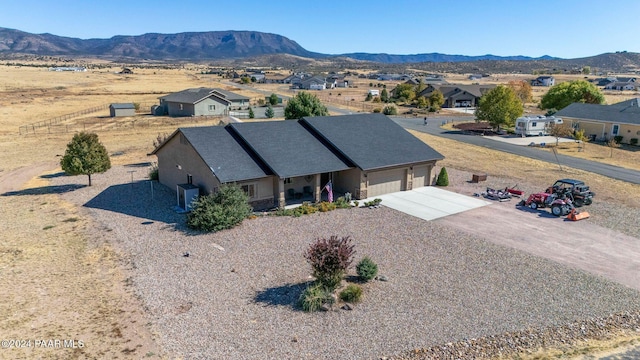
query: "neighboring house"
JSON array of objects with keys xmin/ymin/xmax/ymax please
[
  {"xmin": 468, "ymin": 74, "xmax": 483, "ymax": 80},
  {"xmin": 249, "ymin": 73, "xmax": 265, "ymax": 82},
  {"xmin": 300, "ymin": 76, "xmax": 327, "ymax": 90},
  {"xmin": 377, "ymin": 74, "xmax": 412, "ymax": 81},
  {"xmin": 151, "ymin": 114, "xmax": 444, "ymax": 210},
  {"xmin": 327, "ymin": 74, "xmax": 349, "ymax": 88},
  {"xmin": 531, "ymin": 76, "xmax": 555, "ymax": 86},
  {"xmin": 120, "ymin": 68, "xmax": 133, "ymax": 74},
  {"xmin": 157, "ymin": 88, "xmax": 231, "ymax": 117},
  {"xmin": 109, "ymin": 103, "xmax": 135, "ymax": 117},
  {"xmin": 264, "ymin": 74, "xmax": 289, "ymax": 84},
  {"xmin": 211, "ymin": 89, "xmax": 251, "ymax": 109},
  {"xmin": 555, "ymin": 98, "xmax": 640, "ymax": 143},
  {"xmin": 416, "ymin": 84, "xmax": 496, "ymax": 108},
  {"xmin": 604, "ymin": 82, "xmax": 637, "ymax": 91}
]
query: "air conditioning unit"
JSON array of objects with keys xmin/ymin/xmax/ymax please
[{"xmin": 176, "ymin": 183, "xmax": 199, "ymax": 211}]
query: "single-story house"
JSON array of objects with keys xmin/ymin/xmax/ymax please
[
  {"xmin": 109, "ymin": 103, "xmax": 136, "ymax": 117},
  {"xmin": 531, "ymin": 76, "xmax": 555, "ymax": 86},
  {"xmin": 604, "ymin": 82, "xmax": 637, "ymax": 91},
  {"xmin": 157, "ymin": 88, "xmax": 231, "ymax": 117},
  {"xmin": 210, "ymin": 89, "xmax": 251, "ymax": 110},
  {"xmin": 416, "ymin": 84, "xmax": 496, "ymax": 108},
  {"xmin": 299, "ymin": 76, "xmax": 327, "ymax": 90},
  {"xmin": 151, "ymin": 114, "xmax": 444, "ymax": 210},
  {"xmin": 555, "ymin": 98, "xmax": 640, "ymax": 143}
]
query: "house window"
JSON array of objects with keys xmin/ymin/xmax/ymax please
[
  {"xmin": 284, "ymin": 178, "xmax": 292, "ymax": 184},
  {"xmin": 241, "ymin": 184, "xmax": 256, "ymax": 199},
  {"xmin": 209, "ymin": 105, "xmax": 215, "ymax": 111},
  {"xmin": 179, "ymin": 104, "xmax": 184, "ymax": 110},
  {"xmin": 612, "ymin": 124, "xmax": 620, "ymax": 136},
  {"xmin": 532, "ymin": 122, "xmax": 537, "ymax": 127}
]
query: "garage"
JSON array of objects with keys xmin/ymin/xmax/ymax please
[
  {"xmin": 367, "ymin": 168, "xmax": 406, "ymax": 197},
  {"xmin": 412, "ymin": 165, "xmax": 430, "ymax": 188}
]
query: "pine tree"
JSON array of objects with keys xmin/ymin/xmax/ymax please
[
  {"xmin": 60, "ymin": 132, "xmax": 111, "ymax": 186},
  {"xmin": 436, "ymin": 167, "xmax": 449, "ymax": 186}
]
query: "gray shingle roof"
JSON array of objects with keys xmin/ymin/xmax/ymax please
[
  {"xmin": 211, "ymin": 89, "xmax": 250, "ymax": 102},
  {"xmin": 229, "ymin": 121, "xmax": 351, "ymax": 178},
  {"xmin": 555, "ymin": 99, "xmax": 640, "ymax": 125},
  {"xmin": 302, "ymin": 113, "xmax": 444, "ymax": 171},
  {"xmin": 110, "ymin": 103, "xmax": 135, "ymax": 109},
  {"xmin": 159, "ymin": 88, "xmax": 231, "ymax": 105},
  {"xmin": 177, "ymin": 126, "xmax": 270, "ymax": 183}
]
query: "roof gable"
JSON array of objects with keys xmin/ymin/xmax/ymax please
[
  {"xmin": 302, "ymin": 113, "xmax": 444, "ymax": 171},
  {"xmin": 155, "ymin": 126, "xmax": 271, "ymax": 183},
  {"xmin": 159, "ymin": 88, "xmax": 231, "ymax": 105},
  {"xmin": 228, "ymin": 121, "xmax": 351, "ymax": 178}
]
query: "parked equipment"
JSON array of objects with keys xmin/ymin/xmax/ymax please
[
  {"xmin": 546, "ymin": 179, "xmax": 595, "ymax": 207},
  {"xmin": 518, "ymin": 192, "xmax": 552, "ymax": 209},
  {"xmin": 567, "ymin": 208, "xmax": 590, "ymax": 221},
  {"xmin": 482, "ymin": 187, "xmax": 512, "ymax": 201}
]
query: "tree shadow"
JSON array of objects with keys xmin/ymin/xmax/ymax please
[
  {"xmin": 253, "ymin": 282, "xmax": 311, "ymax": 310},
  {"xmin": 83, "ymin": 181, "xmax": 188, "ymax": 229},
  {"xmin": 2, "ymin": 184, "xmax": 86, "ymax": 196},
  {"xmin": 40, "ymin": 172, "xmax": 67, "ymax": 179}
]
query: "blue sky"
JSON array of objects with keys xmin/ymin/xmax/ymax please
[{"xmin": 1, "ymin": 0, "xmax": 638, "ymax": 59}]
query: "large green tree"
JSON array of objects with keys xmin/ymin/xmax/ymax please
[
  {"xmin": 475, "ymin": 85, "xmax": 523, "ymax": 131},
  {"xmin": 268, "ymin": 93, "xmax": 279, "ymax": 106},
  {"xmin": 392, "ymin": 83, "xmax": 416, "ymax": 102},
  {"xmin": 284, "ymin": 92, "xmax": 329, "ymax": 120},
  {"xmin": 540, "ymin": 80, "xmax": 605, "ymax": 110},
  {"xmin": 61, "ymin": 132, "xmax": 111, "ymax": 186}
]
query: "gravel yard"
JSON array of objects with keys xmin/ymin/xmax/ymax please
[{"xmin": 51, "ymin": 165, "xmax": 640, "ymax": 359}]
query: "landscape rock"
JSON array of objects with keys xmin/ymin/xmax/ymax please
[{"xmin": 342, "ymin": 303, "xmax": 354, "ymax": 311}]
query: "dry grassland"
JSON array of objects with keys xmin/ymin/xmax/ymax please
[{"xmin": 1, "ymin": 63, "xmax": 639, "ymax": 359}]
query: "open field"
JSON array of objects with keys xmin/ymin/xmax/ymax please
[{"xmin": 1, "ymin": 63, "xmax": 640, "ymax": 359}]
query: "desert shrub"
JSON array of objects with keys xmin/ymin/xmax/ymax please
[
  {"xmin": 339, "ymin": 284, "xmax": 363, "ymax": 303},
  {"xmin": 187, "ymin": 184, "xmax": 252, "ymax": 232},
  {"xmin": 383, "ymin": 105, "xmax": 397, "ymax": 115},
  {"xmin": 299, "ymin": 283, "xmax": 333, "ymax": 312},
  {"xmin": 363, "ymin": 198, "xmax": 382, "ymax": 207},
  {"xmin": 436, "ymin": 167, "xmax": 449, "ymax": 186},
  {"xmin": 304, "ymin": 236, "xmax": 355, "ymax": 291},
  {"xmin": 133, "ymin": 102, "xmax": 140, "ymax": 111},
  {"xmin": 365, "ymin": 93, "xmax": 373, "ymax": 101},
  {"xmin": 297, "ymin": 202, "xmax": 317, "ymax": 215},
  {"xmin": 373, "ymin": 107, "xmax": 382, "ymax": 113},
  {"xmin": 153, "ymin": 132, "xmax": 170, "ymax": 149},
  {"xmin": 334, "ymin": 196, "xmax": 351, "ymax": 209},
  {"xmin": 148, "ymin": 163, "xmax": 159, "ymax": 180},
  {"xmin": 614, "ymin": 135, "xmax": 623, "ymax": 144},
  {"xmin": 318, "ymin": 201, "xmax": 337, "ymax": 212},
  {"xmin": 356, "ymin": 256, "xmax": 378, "ymax": 281},
  {"xmin": 630, "ymin": 138, "xmax": 638, "ymax": 146}
]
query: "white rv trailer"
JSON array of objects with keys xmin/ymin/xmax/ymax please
[{"xmin": 515, "ymin": 116, "xmax": 563, "ymax": 136}]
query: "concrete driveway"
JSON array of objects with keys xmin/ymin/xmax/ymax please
[{"xmin": 364, "ymin": 187, "xmax": 492, "ymax": 221}]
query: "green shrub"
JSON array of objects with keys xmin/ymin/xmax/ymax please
[
  {"xmin": 436, "ymin": 167, "xmax": 449, "ymax": 186},
  {"xmin": 187, "ymin": 184, "xmax": 253, "ymax": 232},
  {"xmin": 630, "ymin": 138, "xmax": 638, "ymax": 146},
  {"xmin": 353, "ymin": 200, "xmax": 359, "ymax": 207},
  {"xmin": 304, "ymin": 236, "xmax": 355, "ymax": 291},
  {"xmin": 373, "ymin": 108, "xmax": 382, "ymax": 113},
  {"xmin": 363, "ymin": 198, "xmax": 382, "ymax": 207},
  {"xmin": 299, "ymin": 283, "xmax": 333, "ymax": 312},
  {"xmin": 334, "ymin": 196, "xmax": 351, "ymax": 209},
  {"xmin": 356, "ymin": 256, "xmax": 378, "ymax": 281},
  {"xmin": 339, "ymin": 284, "xmax": 363, "ymax": 303},
  {"xmin": 614, "ymin": 135, "xmax": 623, "ymax": 144},
  {"xmin": 148, "ymin": 163, "xmax": 159, "ymax": 180},
  {"xmin": 382, "ymin": 105, "xmax": 397, "ymax": 115},
  {"xmin": 318, "ymin": 201, "xmax": 337, "ymax": 212}
]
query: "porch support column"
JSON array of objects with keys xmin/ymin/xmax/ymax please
[
  {"xmin": 278, "ymin": 178, "xmax": 285, "ymax": 208},
  {"xmin": 314, "ymin": 174, "xmax": 321, "ymax": 203}
]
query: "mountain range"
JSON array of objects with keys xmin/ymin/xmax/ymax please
[
  {"xmin": 0, "ymin": 27, "xmax": 638, "ymax": 73},
  {"xmin": 0, "ymin": 27, "xmax": 556, "ymax": 63}
]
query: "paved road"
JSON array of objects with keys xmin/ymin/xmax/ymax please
[{"xmin": 392, "ymin": 116, "xmax": 640, "ymax": 185}]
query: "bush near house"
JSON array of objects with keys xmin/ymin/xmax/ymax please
[
  {"xmin": 339, "ymin": 284, "xmax": 363, "ymax": 303},
  {"xmin": 630, "ymin": 138, "xmax": 638, "ymax": 146},
  {"xmin": 356, "ymin": 256, "xmax": 378, "ymax": 281},
  {"xmin": 614, "ymin": 135, "xmax": 624, "ymax": 144},
  {"xmin": 436, "ymin": 167, "xmax": 449, "ymax": 186},
  {"xmin": 187, "ymin": 184, "xmax": 252, "ymax": 232}
]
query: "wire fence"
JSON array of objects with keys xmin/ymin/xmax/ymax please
[{"xmin": 315, "ymin": 96, "xmax": 379, "ymax": 112}]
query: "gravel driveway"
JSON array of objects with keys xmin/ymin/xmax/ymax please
[{"xmin": 50, "ymin": 165, "xmax": 640, "ymax": 359}]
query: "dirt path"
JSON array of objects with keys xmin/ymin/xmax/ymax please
[
  {"xmin": 435, "ymin": 201, "xmax": 640, "ymax": 291},
  {"xmin": 0, "ymin": 161, "xmax": 58, "ymax": 194}
]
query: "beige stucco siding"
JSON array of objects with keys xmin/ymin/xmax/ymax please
[
  {"xmin": 565, "ymin": 117, "xmax": 640, "ymax": 143},
  {"xmin": 155, "ymin": 134, "xmax": 221, "ymax": 194},
  {"xmin": 334, "ymin": 168, "xmax": 363, "ymax": 198}
]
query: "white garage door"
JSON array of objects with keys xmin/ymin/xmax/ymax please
[
  {"xmin": 412, "ymin": 165, "xmax": 429, "ymax": 188},
  {"xmin": 368, "ymin": 168, "xmax": 405, "ymax": 197}
]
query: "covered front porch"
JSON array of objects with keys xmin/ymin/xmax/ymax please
[{"xmin": 275, "ymin": 172, "xmax": 340, "ymax": 208}]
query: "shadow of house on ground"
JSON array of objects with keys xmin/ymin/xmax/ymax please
[
  {"xmin": 83, "ymin": 180, "xmax": 187, "ymax": 228},
  {"xmin": 254, "ymin": 282, "xmax": 310, "ymax": 311},
  {"xmin": 2, "ymin": 184, "xmax": 86, "ymax": 196}
]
